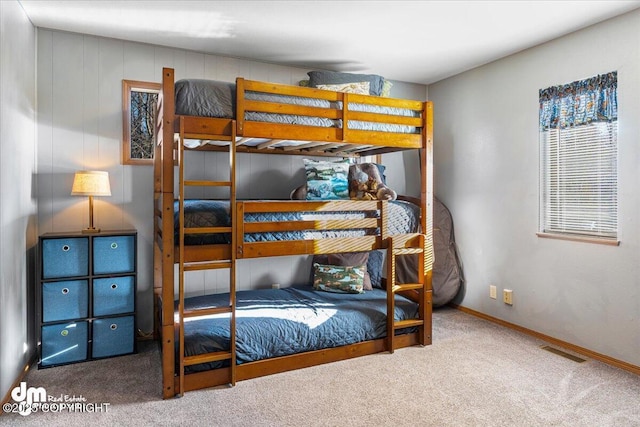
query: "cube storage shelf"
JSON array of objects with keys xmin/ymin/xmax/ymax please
[{"xmin": 38, "ymin": 230, "xmax": 137, "ymax": 368}]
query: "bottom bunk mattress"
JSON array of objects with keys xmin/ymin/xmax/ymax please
[
  {"xmin": 180, "ymin": 285, "xmax": 419, "ymax": 373},
  {"xmin": 175, "ymin": 199, "xmax": 420, "ymax": 245}
]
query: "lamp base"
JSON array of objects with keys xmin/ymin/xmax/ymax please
[{"xmin": 82, "ymin": 227, "xmax": 101, "ymax": 234}]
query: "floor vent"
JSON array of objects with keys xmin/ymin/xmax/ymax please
[{"xmin": 541, "ymin": 345, "xmax": 587, "ymax": 363}]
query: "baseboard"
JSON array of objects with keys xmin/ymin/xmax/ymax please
[
  {"xmin": 0, "ymin": 354, "xmax": 37, "ymax": 415},
  {"xmin": 451, "ymin": 304, "xmax": 640, "ymax": 376}
]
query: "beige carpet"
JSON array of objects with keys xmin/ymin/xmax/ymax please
[{"xmin": 2, "ymin": 307, "xmax": 639, "ymax": 426}]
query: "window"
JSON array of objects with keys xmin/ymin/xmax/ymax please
[
  {"xmin": 538, "ymin": 72, "xmax": 618, "ymax": 243},
  {"xmin": 122, "ymin": 80, "xmax": 160, "ymax": 165}
]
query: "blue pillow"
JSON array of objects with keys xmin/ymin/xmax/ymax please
[
  {"xmin": 304, "ymin": 159, "xmax": 349, "ymax": 200},
  {"xmin": 367, "ymin": 250, "xmax": 384, "ymax": 289},
  {"xmin": 374, "ymin": 163, "xmax": 387, "ymax": 184}
]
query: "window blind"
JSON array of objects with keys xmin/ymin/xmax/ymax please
[{"xmin": 540, "ymin": 122, "xmax": 617, "ymax": 237}]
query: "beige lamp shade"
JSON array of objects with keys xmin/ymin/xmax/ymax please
[
  {"xmin": 71, "ymin": 171, "xmax": 111, "ymax": 196},
  {"xmin": 71, "ymin": 170, "xmax": 111, "ymax": 233}
]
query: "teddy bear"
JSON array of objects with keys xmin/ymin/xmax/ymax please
[{"xmin": 348, "ymin": 163, "xmax": 396, "ymax": 201}]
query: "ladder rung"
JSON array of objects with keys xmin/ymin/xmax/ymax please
[
  {"xmin": 184, "ymin": 305, "xmax": 232, "ymax": 318},
  {"xmin": 392, "ymin": 283, "xmax": 423, "ymax": 293},
  {"xmin": 184, "ymin": 350, "xmax": 232, "ymax": 366},
  {"xmin": 394, "ymin": 319, "xmax": 424, "ymax": 329},
  {"xmin": 394, "ymin": 248, "xmax": 423, "ymax": 255},
  {"xmin": 184, "ymin": 180, "xmax": 231, "ymax": 187},
  {"xmin": 184, "ymin": 261, "xmax": 232, "ymax": 271},
  {"xmin": 184, "ymin": 227, "xmax": 232, "ymax": 235}
]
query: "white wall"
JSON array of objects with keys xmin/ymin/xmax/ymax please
[
  {"xmin": 0, "ymin": 1, "xmax": 37, "ymax": 400},
  {"xmin": 429, "ymin": 10, "xmax": 640, "ymax": 366},
  {"xmin": 36, "ymin": 29, "xmax": 427, "ymax": 333}
]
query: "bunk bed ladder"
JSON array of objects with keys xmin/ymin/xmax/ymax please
[
  {"xmin": 386, "ymin": 233, "xmax": 427, "ymax": 353},
  {"xmin": 177, "ymin": 118, "xmax": 238, "ymax": 396}
]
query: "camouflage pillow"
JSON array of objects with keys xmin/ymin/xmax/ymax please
[
  {"xmin": 313, "ymin": 263, "xmax": 365, "ymax": 294},
  {"xmin": 327, "ymin": 252, "xmax": 372, "ymax": 290}
]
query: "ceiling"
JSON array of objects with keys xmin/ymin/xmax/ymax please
[{"xmin": 19, "ymin": 0, "xmax": 640, "ymax": 85}]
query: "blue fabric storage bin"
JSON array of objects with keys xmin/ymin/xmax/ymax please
[
  {"xmin": 40, "ymin": 321, "xmax": 88, "ymax": 366},
  {"xmin": 42, "ymin": 237, "xmax": 89, "ymax": 279},
  {"xmin": 93, "ymin": 235, "xmax": 135, "ymax": 275},
  {"xmin": 93, "ymin": 276, "xmax": 135, "ymax": 316},
  {"xmin": 92, "ymin": 316, "xmax": 134, "ymax": 358},
  {"xmin": 42, "ymin": 280, "xmax": 88, "ymax": 322}
]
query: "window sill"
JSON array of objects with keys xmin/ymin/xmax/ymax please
[{"xmin": 536, "ymin": 232, "xmax": 620, "ymax": 246}]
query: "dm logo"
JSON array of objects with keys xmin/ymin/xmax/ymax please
[{"xmin": 11, "ymin": 382, "xmax": 46, "ymax": 416}]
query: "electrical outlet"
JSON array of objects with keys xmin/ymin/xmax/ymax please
[
  {"xmin": 503, "ymin": 289, "xmax": 513, "ymax": 305},
  {"xmin": 489, "ymin": 285, "xmax": 497, "ymax": 299}
]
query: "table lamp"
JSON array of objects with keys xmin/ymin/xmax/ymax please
[{"xmin": 71, "ymin": 170, "xmax": 112, "ymax": 233}]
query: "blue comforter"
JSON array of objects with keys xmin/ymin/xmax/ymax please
[{"xmin": 181, "ymin": 285, "xmax": 418, "ymax": 372}]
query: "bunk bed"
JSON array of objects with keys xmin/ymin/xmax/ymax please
[{"xmin": 153, "ymin": 67, "xmax": 434, "ymax": 398}]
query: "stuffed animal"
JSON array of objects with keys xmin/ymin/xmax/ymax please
[{"xmin": 348, "ymin": 163, "xmax": 396, "ymax": 201}]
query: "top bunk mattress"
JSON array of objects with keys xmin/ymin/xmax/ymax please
[{"xmin": 174, "ymin": 79, "xmax": 420, "ymax": 134}]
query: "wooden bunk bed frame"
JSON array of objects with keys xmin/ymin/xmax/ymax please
[{"xmin": 154, "ymin": 67, "xmax": 434, "ymax": 398}]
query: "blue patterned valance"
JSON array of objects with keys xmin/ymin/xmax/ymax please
[{"xmin": 539, "ymin": 72, "xmax": 617, "ymax": 130}]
